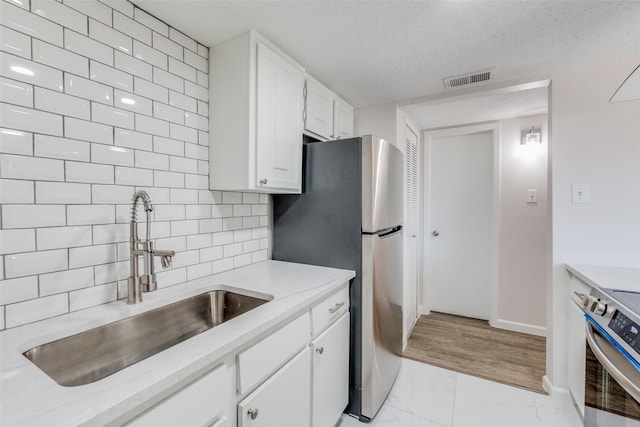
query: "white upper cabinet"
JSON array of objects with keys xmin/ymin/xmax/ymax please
[
  {"xmin": 304, "ymin": 77, "xmax": 354, "ymax": 140},
  {"xmin": 209, "ymin": 31, "xmax": 305, "ymax": 193}
]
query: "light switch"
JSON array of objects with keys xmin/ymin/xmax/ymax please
[
  {"xmin": 571, "ymin": 184, "xmax": 590, "ymax": 204},
  {"xmin": 527, "ymin": 189, "xmax": 538, "ymax": 204}
]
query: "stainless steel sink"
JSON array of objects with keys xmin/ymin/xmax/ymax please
[{"xmin": 23, "ymin": 290, "xmax": 270, "ymax": 387}]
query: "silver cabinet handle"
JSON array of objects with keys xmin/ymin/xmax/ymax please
[
  {"xmin": 247, "ymin": 408, "xmax": 259, "ymax": 420},
  {"xmin": 259, "ymin": 178, "xmax": 267, "ymax": 185},
  {"xmin": 432, "ymin": 230, "xmax": 440, "ymax": 237},
  {"xmin": 316, "ymin": 346, "xmax": 324, "ymax": 355},
  {"xmin": 329, "ymin": 302, "xmax": 345, "ymax": 314}
]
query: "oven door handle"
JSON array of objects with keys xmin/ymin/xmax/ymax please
[{"xmin": 586, "ymin": 321, "xmax": 640, "ymax": 402}]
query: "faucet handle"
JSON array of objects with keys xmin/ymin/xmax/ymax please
[{"xmin": 154, "ymin": 250, "xmax": 175, "ymax": 269}]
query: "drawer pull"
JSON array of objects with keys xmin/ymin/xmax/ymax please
[
  {"xmin": 329, "ymin": 302, "xmax": 345, "ymax": 314},
  {"xmin": 248, "ymin": 408, "xmax": 259, "ymax": 420},
  {"xmin": 316, "ymin": 346, "xmax": 324, "ymax": 355}
]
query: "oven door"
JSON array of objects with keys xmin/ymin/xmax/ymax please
[{"xmin": 585, "ymin": 318, "xmax": 640, "ymax": 426}]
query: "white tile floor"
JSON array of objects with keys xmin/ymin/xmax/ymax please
[{"xmin": 338, "ymin": 358, "xmax": 578, "ymax": 427}]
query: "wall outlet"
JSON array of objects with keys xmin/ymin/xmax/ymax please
[
  {"xmin": 527, "ymin": 189, "xmax": 538, "ymax": 204},
  {"xmin": 571, "ymin": 184, "xmax": 590, "ymax": 204}
]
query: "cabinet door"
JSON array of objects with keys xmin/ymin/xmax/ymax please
[
  {"xmin": 305, "ymin": 79, "xmax": 334, "ymax": 139},
  {"xmin": 238, "ymin": 348, "xmax": 311, "ymax": 427},
  {"xmin": 311, "ymin": 313, "xmax": 350, "ymax": 427},
  {"xmin": 332, "ymin": 98, "xmax": 354, "ymax": 140},
  {"xmin": 255, "ymin": 42, "xmax": 304, "ymax": 192},
  {"xmin": 567, "ymin": 300, "xmax": 586, "ymax": 416}
]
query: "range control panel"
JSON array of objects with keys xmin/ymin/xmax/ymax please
[{"xmin": 610, "ymin": 310, "xmax": 640, "ymax": 354}]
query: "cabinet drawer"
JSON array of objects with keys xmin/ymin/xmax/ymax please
[
  {"xmin": 237, "ymin": 312, "xmax": 310, "ymax": 394},
  {"xmin": 237, "ymin": 348, "xmax": 311, "ymax": 427},
  {"xmin": 311, "ymin": 284, "xmax": 349, "ymax": 335},
  {"xmin": 126, "ymin": 364, "xmax": 230, "ymax": 427}
]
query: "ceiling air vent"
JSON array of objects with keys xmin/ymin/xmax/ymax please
[{"xmin": 443, "ymin": 69, "xmax": 492, "ymax": 89}]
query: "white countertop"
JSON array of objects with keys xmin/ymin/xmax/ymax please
[
  {"xmin": 566, "ymin": 264, "xmax": 640, "ymax": 292},
  {"xmin": 0, "ymin": 260, "xmax": 355, "ymax": 427}
]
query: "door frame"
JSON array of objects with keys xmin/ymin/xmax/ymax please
[{"xmin": 421, "ymin": 122, "xmax": 501, "ymax": 324}]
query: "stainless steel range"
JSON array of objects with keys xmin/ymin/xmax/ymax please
[{"xmin": 577, "ymin": 287, "xmax": 640, "ymax": 426}]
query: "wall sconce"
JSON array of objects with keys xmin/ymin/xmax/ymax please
[{"xmin": 521, "ymin": 126, "xmax": 542, "ymax": 145}]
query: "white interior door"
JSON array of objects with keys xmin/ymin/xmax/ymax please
[
  {"xmin": 404, "ymin": 125, "xmax": 418, "ymax": 342},
  {"xmin": 426, "ymin": 129, "xmax": 494, "ymax": 320}
]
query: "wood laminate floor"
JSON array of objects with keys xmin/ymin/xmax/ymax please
[{"xmin": 403, "ymin": 312, "xmax": 546, "ymax": 394}]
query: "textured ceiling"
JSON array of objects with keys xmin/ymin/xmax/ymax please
[{"xmin": 131, "ymin": 0, "xmax": 639, "ymax": 127}]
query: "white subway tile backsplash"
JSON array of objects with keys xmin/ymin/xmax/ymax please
[
  {"xmin": 1, "ymin": 50, "xmax": 66, "ymax": 90},
  {"xmin": 212, "ymin": 204, "xmax": 233, "ymax": 218},
  {"xmin": 233, "ymin": 204, "xmax": 252, "ymax": 217},
  {"xmin": 65, "ymin": 73, "xmax": 113, "ymax": 105},
  {"xmin": 91, "ymin": 184, "xmax": 132, "ymax": 204},
  {"xmin": 168, "ymin": 57, "xmax": 196, "ymax": 82},
  {"xmin": 64, "ymin": 117, "xmax": 113, "ymax": 144},
  {"xmin": 197, "ymin": 100, "xmax": 208, "ymax": 116},
  {"xmin": 243, "ymin": 216, "xmax": 260, "ymax": 229},
  {"xmin": 0, "ymin": 103, "xmax": 63, "ymax": 136},
  {"xmin": 115, "ymin": 51, "xmax": 152, "ymax": 81},
  {"xmin": 184, "ymin": 50, "xmax": 208, "ymax": 73},
  {"xmin": 252, "ymin": 204, "xmax": 268, "ymax": 216},
  {"xmin": 0, "ymin": 229, "xmax": 36, "ymax": 255},
  {"xmin": 134, "ymin": 8, "xmax": 168, "ymax": 37},
  {"xmin": 187, "ymin": 262, "xmax": 211, "ymax": 281},
  {"xmin": 40, "ymin": 266, "xmax": 94, "ymax": 296},
  {"xmin": 66, "ymin": 161, "xmax": 114, "ymax": 184},
  {"xmin": 1, "ymin": 205, "xmax": 65, "ymax": 229},
  {"xmin": 32, "ymin": 0, "xmax": 88, "ymax": 36},
  {"xmin": 222, "ymin": 217, "xmax": 243, "ymax": 231},
  {"xmin": 187, "ymin": 234, "xmax": 211, "ymax": 250},
  {"xmin": 196, "ymin": 70, "xmax": 207, "ymax": 89},
  {"xmin": 185, "ymin": 204, "xmax": 210, "ymax": 219},
  {"xmin": 64, "ymin": 29, "xmax": 114, "ymax": 67},
  {"xmin": 170, "ymin": 123, "xmax": 197, "ymax": 144},
  {"xmin": 37, "ymin": 226, "xmax": 92, "ymax": 250},
  {"xmin": 200, "ymin": 246, "xmax": 222, "ymax": 262},
  {"xmin": 153, "ymin": 102, "xmax": 183, "ymax": 124},
  {"xmin": 113, "ymin": 90, "xmax": 152, "ymax": 115},
  {"xmin": 115, "ymin": 128, "xmax": 152, "ymax": 150},
  {"xmin": 114, "ymin": 11, "xmax": 152, "ymax": 45},
  {"xmin": 153, "ymin": 67, "xmax": 182, "ymax": 93},
  {"xmin": 70, "ymin": 282, "xmax": 118, "ymax": 311},
  {"xmin": 135, "ymin": 150, "xmax": 169, "ymax": 170},
  {"xmin": 63, "ymin": 0, "xmax": 113, "ymax": 26},
  {"xmin": 184, "ymin": 112, "xmax": 208, "ymax": 131},
  {"xmin": 168, "ymin": 28, "xmax": 197, "ymax": 53},
  {"xmin": 134, "ymin": 76, "xmax": 168, "ymax": 103},
  {"xmin": 170, "ymin": 220, "xmax": 198, "ymax": 236},
  {"xmin": 243, "ymin": 240, "xmax": 260, "ymax": 253},
  {"xmin": 184, "ymin": 174, "xmax": 208, "ymax": 190},
  {"xmin": 197, "ymin": 44, "xmax": 208, "ymax": 59},
  {"xmin": 199, "ymin": 190, "xmax": 222, "ymax": 205},
  {"xmin": 234, "ymin": 229, "xmax": 252, "ymax": 243},
  {"xmin": 222, "ymin": 191, "xmax": 242, "ymax": 204},
  {"xmin": 91, "ymin": 103, "xmax": 134, "ymax": 129},
  {"xmin": 35, "ymin": 134, "xmax": 89, "ymax": 162},
  {"xmin": 197, "ymin": 130, "xmax": 208, "ymax": 146},
  {"xmin": 185, "ymin": 80, "xmax": 208, "ymax": 102},
  {"xmin": 234, "ymin": 253, "xmax": 252, "ymax": 268},
  {"xmin": 6, "ymin": 293, "xmax": 68, "ymax": 328},
  {"xmin": 0, "ymin": 179, "xmax": 34, "ymax": 203},
  {"xmin": 212, "ymin": 257, "xmax": 234, "ymax": 274},
  {"xmin": 0, "ymin": 128, "xmax": 32, "ymax": 156},
  {"xmin": 0, "ymin": 276, "xmax": 38, "ymax": 304},
  {"xmin": 115, "ymin": 166, "xmax": 153, "ymax": 186},
  {"xmin": 93, "ymin": 223, "xmax": 129, "ymax": 244},
  {"xmin": 135, "ymin": 114, "xmax": 170, "ymax": 137},
  {"xmin": 36, "ymin": 182, "xmax": 91, "ymax": 204},
  {"xmin": 242, "ymin": 193, "xmax": 260, "ymax": 204},
  {"xmin": 0, "ymin": 154, "xmax": 64, "ymax": 181},
  {"xmin": 133, "ymin": 40, "xmax": 167, "ymax": 70},
  {"xmin": 170, "ymin": 188, "xmax": 198, "ymax": 204},
  {"xmin": 100, "ymin": 0, "xmax": 133, "ymax": 18},
  {"xmin": 152, "ymin": 32, "xmax": 183, "ymax": 60},
  {"xmin": 169, "ymin": 90, "xmax": 197, "ymax": 113},
  {"xmin": 154, "ymin": 204, "xmax": 185, "ymax": 221},
  {"xmin": 33, "ymin": 39, "xmax": 89, "ymax": 77},
  {"xmin": 0, "ymin": 1, "xmax": 63, "ymax": 46},
  {"xmin": 156, "ymin": 266, "xmax": 187, "ymax": 288},
  {"xmin": 0, "ymin": 77, "xmax": 33, "ymax": 108},
  {"xmin": 90, "ymin": 60, "xmax": 133, "ymax": 91},
  {"xmin": 252, "ymin": 250, "xmax": 268, "ymax": 263},
  {"xmin": 35, "ymin": 87, "xmax": 90, "ymax": 119},
  {"xmin": 153, "ymin": 136, "xmax": 184, "ymax": 156},
  {"xmin": 67, "ymin": 205, "xmax": 114, "ymax": 226},
  {"xmin": 91, "ymin": 144, "xmax": 133, "ymax": 166},
  {"xmin": 212, "ymin": 231, "xmax": 234, "ymax": 246},
  {"xmin": 0, "ymin": 25, "xmax": 31, "ymax": 59},
  {"xmin": 169, "ymin": 156, "xmax": 197, "ymax": 174},
  {"xmin": 69, "ymin": 243, "xmax": 116, "ymax": 268},
  {"xmin": 4, "ymin": 248, "xmax": 68, "ymax": 278},
  {"xmin": 154, "ymin": 170, "xmax": 184, "ymax": 188},
  {"xmin": 0, "ymin": 307, "xmax": 4, "ymax": 330},
  {"xmin": 198, "ymin": 160, "xmax": 208, "ymax": 175},
  {"xmin": 199, "ymin": 218, "xmax": 222, "ymax": 233},
  {"xmin": 252, "ymin": 227, "xmax": 268, "ymax": 240}
]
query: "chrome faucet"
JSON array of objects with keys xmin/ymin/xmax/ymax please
[{"xmin": 128, "ymin": 190, "xmax": 175, "ymax": 304}]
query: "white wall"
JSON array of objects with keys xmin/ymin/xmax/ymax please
[
  {"xmin": 0, "ymin": 0, "xmax": 269, "ymax": 330},
  {"xmin": 497, "ymin": 114, "xmax": 548, "ymax": 331},
  {"xmin": 548, "ymin": 56, "xmax": 640, "ymax": 388}
]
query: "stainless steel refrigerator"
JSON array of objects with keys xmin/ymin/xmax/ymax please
[{"xmin": 272, "ymin": 135, "xmax": 403, "ymax": 422}]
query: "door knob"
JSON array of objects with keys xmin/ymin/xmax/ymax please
[
  {"xmin": 432, "ymin": 230, "xmax": 440, "ymax": 237},
  {"xmin": 247, "ymin": 408, "xmax": 259, "ymax": 420}
]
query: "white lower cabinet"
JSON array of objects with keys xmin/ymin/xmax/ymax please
[
  {"xmin": 126, "ymin": 363, "xmax": 231, "ymax": 427},
  {"xmin": 237, "ymin": 348, "xmax": 311, "ymax": 427},
  {"xmin": 567, "ymin": 300, "xmax": 586, "ymax": 416},
  {"xmin": 311, "ymin": 313, "xmax": 350, "ymax": 427}
]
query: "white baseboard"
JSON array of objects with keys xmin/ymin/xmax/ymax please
[
  {"xmin": 543, "ymin": 375, "xmax": 583, "ymax": 427},
  {"xmin": 490, "ymin": 318, "xmax": 547, "ymax": 337}
]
